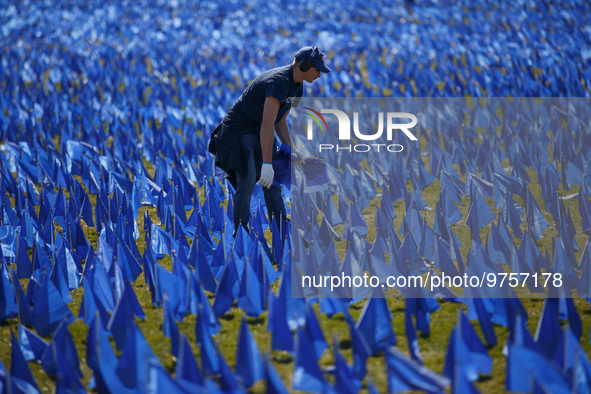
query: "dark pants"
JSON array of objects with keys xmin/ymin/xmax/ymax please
[{"xmin": 233, "ymin": 133, "xmax": 286, "ymax": 235}]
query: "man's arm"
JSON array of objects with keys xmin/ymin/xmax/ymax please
[
  {"xmin": 274, "ymin": 108, "xmax": 293, "ymax": 147},
  {"xmin": 275, "ymin": 107, "xmax": 305, "ymax": 165},
  {"xmin": 261, "ymin": 96, "xmax": 280, "ymax": 163}
]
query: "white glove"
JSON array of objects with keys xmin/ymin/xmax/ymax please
[
  {"xmin": 292, "ymin": 147, "xmax": 305, "ymax": 165},
  {"xmin": 258, "ymin": 162, "xmax": 274, "ymax": 189}
]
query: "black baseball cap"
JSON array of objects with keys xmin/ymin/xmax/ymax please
[{"xmin": 295, "ymin": 46, "xmax": 331, "ymax": 73}]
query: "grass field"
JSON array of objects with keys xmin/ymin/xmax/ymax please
[{"xmin": 1, "ymin": 138, "xmax": 590, "ymax": 394}]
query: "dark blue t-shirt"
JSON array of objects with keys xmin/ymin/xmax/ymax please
[
  {"xmin": 226, "ymin": 64, "xmax": 303, "ymax": 129},
  {"xmin": 212, "ymin": 64, "xmax": 303, "ymax": 184}
]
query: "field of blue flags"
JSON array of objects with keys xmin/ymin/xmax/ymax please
[{"xmin": 1, "ymin": 0, "xmax": 591, "ymax": 393}]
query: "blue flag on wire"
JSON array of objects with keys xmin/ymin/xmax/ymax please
[
  {"xmin": 535, "ymin": 297, "xmax": 562, "ymax": 358},
  {"xmin": 195, "ymin": 304, "xmax": 220, "ymax": 375},
  {"xmin": 553, "ymin": 326, "xmax": 591, "ymax": 389},
  {"xmin": 305, "ymin": 302, "xmax": 328, "ymax": 359},
  {"xmin": 506, "ymin": 341, "xmax": 569, "ymax": 393},
  {"xmin": 163, "ymin": 296, "xmax": 181, "ymax": 358},
  {"xmin": 386, "ymin": 347, "xmax": 449, "ymax": 394},
  {"xmin": 343, "ymin": 308, "xmax": 371, "ymax": 381},
  {"xmin": 18, "ymin": 325, "xmax": 48, "ymax": 362},
  {"xmin": 444, "ymin": 311, "xmax": 491, "ymax": 383},
  {"xmin": 78, "ymin": 277, "xmax": 110, "ymax": 329},
  {"xmin": 31, "ymin": 270, "xmax": 75, "ymax": 337},
  {"xmin": 116, "ymin": 322, "xmax": 162, "ymax": 391},
  {"xmin": 107, "ymin": 279, "xmax": 145, "ymax": 350},
  {"xmin": 87, "ymin": 314, "xmax": 126, "ymax": 393},
  {"xmin": 356, "ymin": 290, "xmax": 397, "ymax": 354},
  {"xmin": 189, "ymin": 274, "xmax": 222, "ymax": 336},
  {"xmin": 265, "ymin": 353, "xmax": 290, "ymax": 394},
  {"xmin": 267, "ymin": 288, "xmax": 294, "ymax": 353},
  {"xmin": 175, "ymin": 334, "xmax": 203, "ymax": 392},
  {"xmin": 11, "ymin": 331, "xmax": 41, "ymax": 394},
  {"xmin": 41, "ymin": 320, "xmax": 83, "ymax": 380},
  {"xmin": 13, "ymin": 267, "xmax": 32, "ymax": 325},
  {"xmin": 405, "ymin": 304, "xmax": 423, "ymax": 365},
  {"xmin": 471, "ymin": 297, "xmax": 497, "ymax": 347},
  {"xmin": 292, "ymin": 326, "xmax": 328, "ymax": 393},
  {"xmin": 157, "ymin": 263, "xmax": 188, "ymax": 320},
  {"xmin": 281, "ymin": 254, "xmax": 306, "ymax": 330},
  {"xmin": 235, "ymin": 316, "xmax": 265, "ymax": 388},
  {"xmin": 0, "ymin": 264, "xmax": 18, "ymax": 322},
  {"xmin": 16, "ymin": 236, "xmax": 32, "ymax": 279},
  {"xmin": 333, "ymin": 335, "xmax": 361, "ymax": 394},
  {"xmin": 212, "ymin": 252, "xmax": 240, "ymax": 317},
  {"xmin": 51, "ymin": 340, "xmax": 86, "ymax": 393},
  {"xmin": 146, "ymin": 361, "xmax": 190, "ymax": 394},
  {"xmin": 237, "ymin": 246, "xmax": 267, "ymax": 318},
  {"xmin": 188, "ymin": 235, "xmax": 220, "ymax": 293}
]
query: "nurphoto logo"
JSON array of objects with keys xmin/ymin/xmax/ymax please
[{"xmin": 304, "ymin": 107, "xmax": 418, "ymax": 153}]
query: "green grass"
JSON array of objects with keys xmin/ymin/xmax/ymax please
[{"xmin": 1, "ymin": 153, "xmax": 591, "ymax": 394}]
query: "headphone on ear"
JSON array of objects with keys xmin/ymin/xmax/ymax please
[{"xmin": 299, "ymin": 46, "xmax": 318, "ymax": 72}]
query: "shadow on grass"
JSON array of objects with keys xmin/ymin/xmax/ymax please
[
  {"xmin": 478, "ymin": 374, "xmax": 493, "ymax": 383},
  {"xmin": 220, "ymin": 313, "xmax": 235, "ymax": 321},
  {"xmin": 247, "ymin": 316, "xmax": 265, "ymax": 325},
  {"xmin": 340, "ymin": 339, "xmax": 352, "ymax": 349}
]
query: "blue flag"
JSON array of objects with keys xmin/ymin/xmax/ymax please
[
  {"xmin": 195, "ymin": 304, "xmax": 220, "ymax": 375},
  {"xmin": 386, "ymin": 347, "xmax": 449, "ymax": 394},
  {"xmin": 267, "ymin": 288, "xmax": 294, "ymax": 353},
  {"xmin": 16, "ymin": 236, "xmax": 32, "ymax": 279},
  {"xmin": 212, "ymin": 252, "xmax": 240, "ymax": 317},
  {"xmin": 0, "ymin": 263, "xmax": 18, "ymax": 323},
  {"xmin": 11, "ymin": 331, "xmax": 41, "ymax": 394},
  {"xmin": 41, "ymin": 319, "xmax": 83, "ymax": 379},
  {"xmin": 264, "ymin": 353, "xmax": 290, "ymax": 394},
  {"xmin": 405, "ymin": 303, "xmax": 423, "ymax": 365},
  {"xmin": 535, "ymin": 297, "xmax": 562, "ymax": 358},
  {"xmin": 189, "ymin": 274, "xmax": 222, "ymax": 335},
  {"xmin": 235, "ymin": 316, "xmax": 265, "ymax": 388},
  {"xmin": 237, "ymin": 245, "xmax": 267, "ymax": 318},
  {"xmin": 553, "ymin": 327, "xmax": 591, "ymax": 390},
  {"xmin": 163, "ymin": 297, "xmax": 181, "ymax": 358},
  {"xmin": 292, "ymin": 326, "xmax": 328, "ymax": 393},
  {"xmin": 356, "ymin": 291, "xmax": 397, "ymax": 354},
  {"xmin": 218, "ymin": 349, "xmax": 246, "ymax": 394},
  {"xmin": 444, "ymin": 311, "xmax": 491, "ymax": 383},
  {"xmin": 343, "ymin": 308, "xmax": 371, "ymax": 381},
  {"xmin": 116, "ymin": 322, "xmax": 162, "ymax": 391},
  {"xmin": 187, "ymin": 234, "xmax": 218, "ymax": 294},
  {"xmin": 305, "ymin": 302, "xmax": 328, "ymax": 359},
  {"xmin": 51, "ymin": 340, "xmax": 86, "ymax": 393},
  {"xmin": 471, "ymin": 297, "xmax": 497, "ymax": 347},
  {"xmin": 107, "ymin": 279, "xmax": 145, "ymax": 350},
  {"xmin": 506, "ymin": 342, "xmax": 569, "ymax": 393},
  {"xmin": 175, "ymin": 334, "xmax": 203, "ymax": 392},
  {"xmin": 333, "ymin": 335, "xmax": 361, "ymax": 394},
  {"xmin": 18, "ymin": 325, "xmax": 48, "ymax": 362},
  {"xmin": 78, "ymin": 277, "xmax": 110, "ymax": 329},
  {"xmin": 31, "ymin": 270, "xmax": 75, "ymax": 337},
  {"xmin": 146, "ymin": 361, "xmax": 191, "ymax": 394},
  {"xmin": 13, "ymin": 267, "xmax": 32, "ymax": 325},
  {"xmin": 87, "ymin": 313, "xmax": 125, "ymax": 393}
]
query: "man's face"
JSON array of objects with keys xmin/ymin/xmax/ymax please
[{"xmin": 304, "ymin": 66, "xmax": 321, "ymax": 83}]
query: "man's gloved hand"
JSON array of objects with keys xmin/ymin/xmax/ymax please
[
  {"xmin": 258, "ymin": 162, "xmax": 275, "ymax": 188},
  {"xmin": 292, "ymin": 147, "xmax": 305, "ymax": 165}
]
